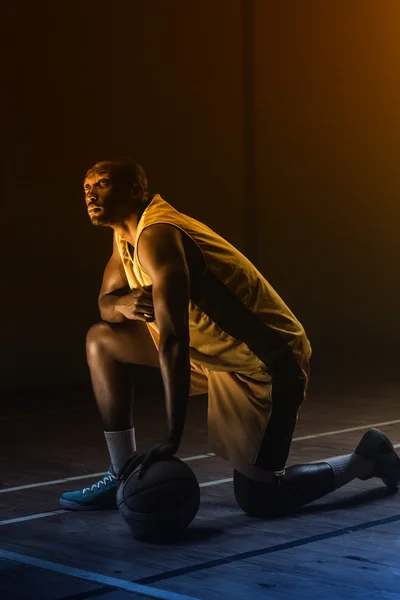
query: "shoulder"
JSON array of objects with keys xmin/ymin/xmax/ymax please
[
  {"xmin": 139, "ymin": 223, "xmax": 183, "ymax": 247},
  {"xmin": 137, "ymin": 224, "xmax": 188, "ymax": 277},
  {"xmin": 138, "ymin": 219, "xmax": 206, "ymax": 278}
]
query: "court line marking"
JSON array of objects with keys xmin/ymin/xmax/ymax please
[
  {"xmin": 0, "ymin": 454, "xmax": 216, "ymax": 494},
  {"xmin": 1, "ymin": 493, "xmax": 400, "ymax": 593},
  {"xmin": 0, "ymin": 510, "xmax": 66, "ymax": 526},
  {"xmin": 2, "ymin": 418, "xmax": 400, "ymax": 495},
  {"xmin": 0, "ymin": 549, "xmax": 199, "ymax": 600},
  {"xmin": 293, "ymin": 419, "xmax": 400, "ymax": 441},
  {"xmin": 57, "ymin": 586, "xmax": 111, "ymax": 600},
  {"xmin": 2, "ymin": 442, "xmax": 400, "ymax": 527},
  {"xmin": 135, "ymin": 512, "xmax": 400, "ymax": 585},
  {"xmin": 57, "ymin": 587, "xmax": 110, "ymax": 600},
  {"xmin": 198, "ymin": 478, "xmax": 233, "ymax": 488},
  {"xmin": 0, "ymin": 478, "xmax": 235, "ymax": 526}
]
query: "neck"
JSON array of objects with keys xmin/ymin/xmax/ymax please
[{"xmin": 111, "ymin": 200, "xmax": 150, "ymax": 245}]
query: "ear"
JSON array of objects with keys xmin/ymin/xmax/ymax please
[{"xmin": 131, "ymin": 182, "xmax": 144, "ymax": 199}]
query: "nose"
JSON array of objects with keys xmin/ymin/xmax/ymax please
[{"xmin": 85, "ymin": 188, "xmax": 98, "ymax": 206}]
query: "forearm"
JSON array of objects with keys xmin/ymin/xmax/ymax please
[
  {"xmin": 159, "ymin": 336, "xmax": 191, "ymax": 446},
  {"xmin": 98, "ymin": 292, "xmax": 128, "ymax": 323}
]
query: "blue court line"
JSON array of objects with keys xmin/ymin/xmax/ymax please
[
  {"xmin": 0, "ymin": 549, "xmax": 199, "ymax": 600},
  {"xmin": 135, "ymin": 512, "xmax": 400, "ymax": 584},
  {"xmin": 57, "ymin": 588, "xmax": 111, "ymax": 600}
]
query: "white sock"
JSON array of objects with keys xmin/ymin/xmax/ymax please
[
  {"xmin": 324, "ymin": 453, "xmax": 374, "ymax": 490},
  {"xmin": 104, "ymin": 428, "xmax": 136, "ymax": 476}
]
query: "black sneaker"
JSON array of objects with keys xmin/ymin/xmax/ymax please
[{"xmin": 355, "ymin": 428, "xmax": 400, "ymax": 490}]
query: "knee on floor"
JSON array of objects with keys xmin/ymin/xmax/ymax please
[{"xmin": 233, "ymin": 469, "xmax": 288, "ymax": 518}]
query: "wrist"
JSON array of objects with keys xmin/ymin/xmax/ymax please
[
  {"xmin": 113, "ymin": 297, "xmax": 125, "ymax": 315},
  {"xmin": 166, "ymin": 432, "xmax": 181, "ymax": 450}
]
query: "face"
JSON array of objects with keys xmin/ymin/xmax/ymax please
[{"xmin": 83, "ymin": 163, "xmax": 140, "ymax": 227}]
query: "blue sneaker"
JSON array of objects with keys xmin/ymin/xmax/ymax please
[{"xmin": 60, "ymin": 468, "xmax": 118, "ymax": 510}]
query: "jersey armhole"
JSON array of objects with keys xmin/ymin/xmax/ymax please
[{"xmin": 135, "ymin": 222, "xmax": 208, "ymax": 280}]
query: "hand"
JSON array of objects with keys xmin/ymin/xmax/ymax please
[
  {"xmin": 118, "ymin": 438, "xmax": 179, "ymax": 481},
  {"xmin": 115, "ymin": 285, "xmax": 155, "ymax": 322}
]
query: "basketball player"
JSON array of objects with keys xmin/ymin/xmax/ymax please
[{"xmin": 60, "ymin": 158, "xmax": 400, "ymax": 517}]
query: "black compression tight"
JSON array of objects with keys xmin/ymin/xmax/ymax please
[{"xmin": 234, "ymin": 462, "xmax": 335, "ymax": 518}]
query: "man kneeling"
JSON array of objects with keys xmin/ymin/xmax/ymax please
[{"xmin": 60, "ymin": 157, "xmax": 400, "ymax": 515}]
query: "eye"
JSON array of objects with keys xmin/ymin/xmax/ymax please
[{"xmin": 99, "ymin": 178, "xmax": 109, "ymax": 186}]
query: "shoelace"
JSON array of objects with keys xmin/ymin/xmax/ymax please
[{"xmin": 83, "ymin": 472, "xmax": 117, "ymax": 496}]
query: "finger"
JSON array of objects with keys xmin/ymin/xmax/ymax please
[
  {"xmin": 135, "ymin": 302, "xmax": 154, "ymax": 312},
  {"xmin": 137, "ymin": 288, "xmax": 153, "ymax": 299},
  {"xmin": 140, "ymin": 291, "xmax": 153, "ymax": 299},
  {"xmin": 138, "ymin": 453, "xmax": 156, "ymax": 479},
  {"xmin": 135, "ymin": 297, "xmax": 154, "ymax": 306},
  {"xmin": 134, "ymin": 314, "xmax": 153, "ymax": 323},
  {"xmin": 137, "ymin": 294, "xmax": 154, "ymax": 304},
  {"xmin": 138, "ymin": 310, "xmax": 155, "ymax": 320},
  {"xmin": 135, "ymin": 307, "xmax": 155, "ymax": 317},
  {"xmin": 118, "ymin": 452, "xmax": 144, "ymax": 480},
  {"xmin": 118, "ymin": 455, "xmax": 137, "ymax": 480}
]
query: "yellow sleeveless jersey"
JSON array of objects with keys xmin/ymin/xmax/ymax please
[{"xmin": 115, "ymin": 194, "xmax": 311, "ymax": 380}]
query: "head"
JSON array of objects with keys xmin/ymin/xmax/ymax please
[{"xmin": 83, "ymin": 157, "xmax": 149, "ymax": 227}]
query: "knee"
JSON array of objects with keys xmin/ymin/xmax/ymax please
[
  {"xmin": 86, "ymin": 321, "xmax": 114, "ymax": 357},
  {"xmin": 234, "ymin": 464, "xmax": 334, "ymax": 518},
  {"xmin": 233, "ymin": 470, "xmax": 255, "ymax": 516},
  {"xmin": 233, "ymin": 469, "xmax": 287, "ymax": 518}
]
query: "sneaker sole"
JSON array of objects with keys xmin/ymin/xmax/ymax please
[
  {"xmin": 371, "ymin": 429, "xmax": 400, "ymax": 489},
  {"xmin": 59, "ymin": 498, "xmax": 117, "ymax": 511}
]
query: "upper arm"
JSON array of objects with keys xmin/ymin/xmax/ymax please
[
  {"xmin": 137, "ymin": 224, "xmax": 190, "ymax": 341},
  {"xmin": 99, "ymin": 234, "xmax": 130, "ymax": 300}
]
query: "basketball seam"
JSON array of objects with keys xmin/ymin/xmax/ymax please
[{"xmin": 123, "ymin": 477, "xmax": 199, "ymax": 504}]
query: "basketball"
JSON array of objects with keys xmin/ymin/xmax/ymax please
[{"xmin": 116, "ymin": 457, "xmax": 200, "ymax": 542}]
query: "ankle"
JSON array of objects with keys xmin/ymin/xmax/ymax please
[
  {"xmin": 323, "ymin": 453, "xmax": 374, "ymax": 489},
  {"xmin": 104, "ymin": 427, "xmax": 136, "ymax": 476}
]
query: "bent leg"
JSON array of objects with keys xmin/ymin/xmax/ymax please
[
  {"xmin": 60, "ymin": 321, "xmax": 161, "ymax": 508},
  {"xmin": 60, "ymin": 320, "xmax": 160, "ymax": 508},
  {"xmin": 230, "ymin": 376, "xmax": 399, "ymax": 517},
  {"xmin": 234, "ymin": 430, "xmax": 400, "ymax": 518},
  {"xmin": 86, "ymin": 320, "xmax": 160, "ymax": 431},
  {"xmin": 233, "ymin": 463, "xmax": 334, "ymax": 517},
  {"xmin": 231, "ymin": 376, "xmax": 336, "ymax": 516}
]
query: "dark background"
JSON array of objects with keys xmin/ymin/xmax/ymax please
[{"xmin": 2, "ymin": 0, "xmax": 400, "ymax": 394}]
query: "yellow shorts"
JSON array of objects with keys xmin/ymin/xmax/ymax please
[
  {"xmin": 189, "ymin": 361, "xmax": 277, "ymax": 474},
  {"xmin": 147, "ymin": 326, "xmax": 309, "ymax": 478}
]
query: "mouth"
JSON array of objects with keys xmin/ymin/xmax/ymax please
[{"xmin": 88, "ymin": 205, "xmax": 102, "ymax": 215}]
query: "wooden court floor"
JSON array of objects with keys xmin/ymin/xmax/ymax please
[{"xmin": 1, "ymin": 369, "xmax": 400, "ymax": 600}]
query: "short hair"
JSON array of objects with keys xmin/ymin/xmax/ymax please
[{"xmin": 88, "ymin": 156, "xmax": 148, "ymax": 196}]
